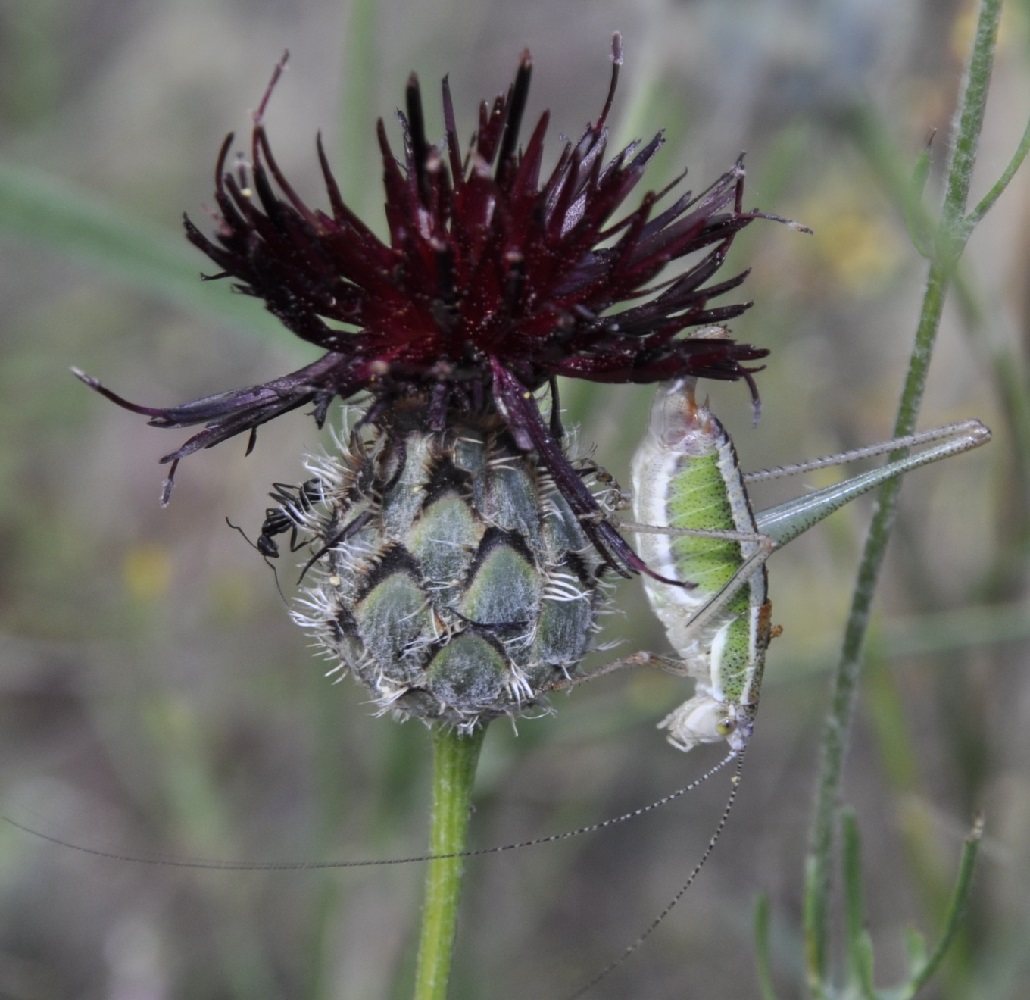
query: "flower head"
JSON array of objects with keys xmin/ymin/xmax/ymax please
[{"xmin": 77, "ymin": 37, "xmax": 789, "ymax": 579}]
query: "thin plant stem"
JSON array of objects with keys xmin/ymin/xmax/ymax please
[
  {"xmin": 413, "ymin": 724, "xmax": 486, "ymax": 1000},
  {"xmin": 803, "ymin": 0, "xmax": 1003, "ymax": 988}
]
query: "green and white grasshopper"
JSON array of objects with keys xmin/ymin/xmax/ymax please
[{"xmin": 623, "ymin": 377, "xmax": 990, "ymax": 757}]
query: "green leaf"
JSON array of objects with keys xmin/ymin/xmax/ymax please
[
  {"xmin": 906, "ymin": 814, "xmax": 984, "ymax": 996},
  {"xmin": 903, "ymin": 140, "xmax": 936, "ymax": 258},
  {"xmin": 963, "ymin": 111, "xmax": 1030, "ymax": 235},
  {"xmin": 903, "ymin": 926, "xmax": 928, "ymax": 981}
]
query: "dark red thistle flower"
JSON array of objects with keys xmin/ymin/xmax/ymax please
[{"xmin": 76, "ymin": 36, "xmax": 791, "ymax": 580}]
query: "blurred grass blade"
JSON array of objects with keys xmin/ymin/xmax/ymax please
[
  {"xmin": 754, "ymin": 893, "xmax": 782, "ymax": 1000},
  {"xmin": 0, "ymin": 161, "xmax": 286, "ymax": 342}
]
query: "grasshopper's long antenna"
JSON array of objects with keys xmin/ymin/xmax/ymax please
[
  {"xmin": 562, "ymin": 752, "xmax": 747, "ymax": 1000},
  {"xmin": 3, "ymin": 753, "xmax": 738, "ymax": 872}
]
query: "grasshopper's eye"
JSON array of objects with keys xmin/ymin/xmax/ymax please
[{"xmin": 716, "ymin": 717, "xmax": 736, "ymax": 737}]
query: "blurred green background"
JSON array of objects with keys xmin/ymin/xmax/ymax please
[{"xmin": 1, "ymin": 0, "xmax": 1027, "ymax": 997}]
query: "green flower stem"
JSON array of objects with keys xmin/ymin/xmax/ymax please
[
  {"xmin": 803, "ymin": 0, "xmax": 1003, "ymax": 989},
  {"xmin": 414, "ymin": 724, "xmax": 486, "ymax": 1000}
]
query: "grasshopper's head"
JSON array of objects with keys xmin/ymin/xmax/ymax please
[{"xmin": 659, "ymin": 692, "xmax": 756, "ymax": 754}]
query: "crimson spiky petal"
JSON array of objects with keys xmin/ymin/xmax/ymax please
[{"xmin": 77, "ymin": 37, "xmax": 803, "ymax": 577}]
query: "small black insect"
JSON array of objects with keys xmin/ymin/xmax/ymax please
[
  {"xmin": 255, "ymin": 478, "xmax": 324, "ymax": 558},
  {"xmin": 227, "ymin": 478, "xmax": 323, "ymax": 561},
  {"xmin": 226, "ymin": 478, "xmax": 326, "ymax": 601}
]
